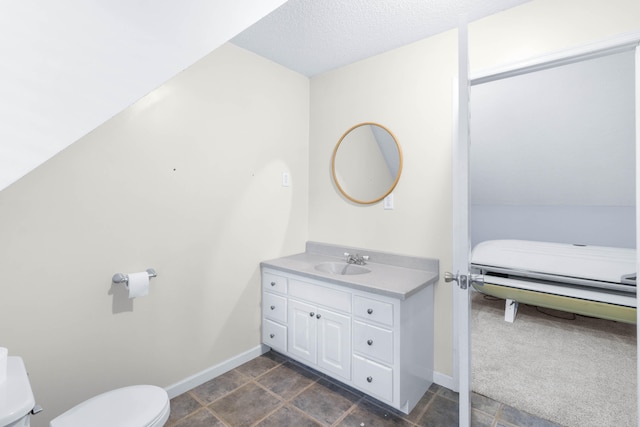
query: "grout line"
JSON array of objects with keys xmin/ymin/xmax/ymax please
[
  {"xmin": 186, "ymin": 389, "xmax": 208, "ymax": 407},
  {"xmin": 285, "ymin": 376, "xmax": 321, "ymax": 402},
  {"xmin": 330, "ymin": 395, "xmax": 364, "ymax": 427},
  {"xmin": 248, "ymin": 400, "xmax": 287, "ymax": 427},
  {"xmin": 287, "ymin": 401, "xmax": 330, "ymax": 426},
  {"xmin": 253, "ymin": 378, "xmax": 290, "ymax": 403},
  {"xmin": 204, "ymin": 405, "xmax": 233, "ymax": 427}
]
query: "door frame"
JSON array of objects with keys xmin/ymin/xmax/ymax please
[{"xmin": 453, "ymin": 30, "xmax": 640, "ymax": 426}]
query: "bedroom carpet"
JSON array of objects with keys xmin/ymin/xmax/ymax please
[{"xmin": 471, "ymin": 291, "xmax": 637, "ymax": 427}]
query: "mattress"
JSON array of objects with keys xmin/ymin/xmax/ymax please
[
  {"xmin": 470, "ymin": 240, "xmax": 637, "ymax": 322},
  {"xmin": 471, "ymin": 240, "xmax": 636, "ymax": 294}
]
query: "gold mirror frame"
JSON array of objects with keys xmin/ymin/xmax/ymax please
[{"xmin": 331, "ymin": 122, "xmax": 403, "ymax": 204}]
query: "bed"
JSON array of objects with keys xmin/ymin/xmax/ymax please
[{"xmin": 469, "ymin": 240, "xmax": 637, "ymax": 323}]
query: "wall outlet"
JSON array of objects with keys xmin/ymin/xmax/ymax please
[
  {"xmin": 282, "ymin": 172, "xmax": 290, "ymax": 187},
  {"xmin": 383, "ymin": 193, "xmax": 394, "ymax": 210}
]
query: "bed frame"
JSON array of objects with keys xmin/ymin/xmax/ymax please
[{"xmin": 470, "ymin": 240, "xmax": 636, "ymax": 323}]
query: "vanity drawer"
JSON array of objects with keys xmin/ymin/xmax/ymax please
[
  {"xmin": 263, "ymin": 271, "xmax": 288, "ymax": 294},
  {"xmin": 353, "ymin": 354, "xmax": 393, "ymax": 402},
  {"xmin": 289, "ymin": 279, "xmax": 351, "ymax": 313},
  {"xmin": 353, "ymin": 320, "xmax": 393, "ymax": 364},
  {"xmin": 263, "ymin": 292, "xmax": 287, "ymax": 323},
  {"xmin": 353, "ymin": 295, "xmax": 393, "ymax": 326},
  {"xmin": 263, "ymin": 319, "xmax": 287, "ymax": 352}
]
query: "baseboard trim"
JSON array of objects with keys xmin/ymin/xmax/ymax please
[
  {"xmin": 166, "ymin": 346, "xmax": 457, "ymax": 399},
  {"xmin": 165, "ymin": 344, "xmax": 269, "ymax": 398},
  {"xmin": 433, "ymin": 371, "xmax": 456, "ymax": 392}
]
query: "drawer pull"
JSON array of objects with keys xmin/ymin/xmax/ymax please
[
  {"xmin": 310, "ymin": 312, "xmax": 315, "ymax": 317},
  {"xmin": 270, "ymin": 281, "xmax": 276, "ymax": 286},
  {"xmin": 270, "ymin": 333, "xmax": 275, "ymax": 338},
  {"xmin": 270, "ymin": 305, "xmax": 276, "ymax": 310},
  {"xmin": 316, "ymin": 314, "xmax": 321, "ymax": 319},
  {"xmin": 367, "ymin": 376, "xmax": 373, "ymax": 383},
  {"xmin": 367, "ymin": 339, "xmax": 373, "ymax": 346},
  {"xmin": 367, "ymin": 308, "xmax": 373, "ymax": 314}
]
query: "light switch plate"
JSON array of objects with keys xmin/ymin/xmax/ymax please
[
  {"xmin": 383, "ymin": 193, "xmax": 394, "ymax": 210},
  {"xmin": 282, "ymin": 172, "xmax": 290, "ymax": 187}
]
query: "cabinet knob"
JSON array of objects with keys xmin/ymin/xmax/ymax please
[
  {"xmin": 367, "ymin": 376, "xmax": 373, "ymax": 383},
  {"xmin": 270, "ymin": 305, "xmax": 276, "ymax": 310},
  {"xmin": 270, "ymin": 333, "xmax": 275, "ymax": 338},
  {"xmin": 316, "ymin": 314, "xmax": 321, "ymax": 319},
  {"xmin": 310, "ymin": 312, "xmax": 315, "ymax": 317},
  {"xmin": 367, "ymin": 308, "xmax": 373, "ymax": 314},
  {"xmin": 367, "ymin": 339, "xmax": 373, "ymax": 346},
  {"xmin": 270, "ymin": 281, "xmax": 276, "ymax": 286}
]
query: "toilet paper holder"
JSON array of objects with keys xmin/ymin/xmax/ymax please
[{"xmin": 112, "ymin": 268, "xmax": 157, "ymax": 285}]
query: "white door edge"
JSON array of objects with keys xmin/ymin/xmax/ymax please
[
  {"xmin": 454, "ymin": 30, "xmax": 640, "ymax": 427},
  {"xmin": 635, "ymin": 43, "xmax": 640, "ymax": 427}
]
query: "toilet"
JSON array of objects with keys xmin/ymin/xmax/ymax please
[{"xmin": 0, "ymin": 356, "xmax": 170, "ymax": 427}]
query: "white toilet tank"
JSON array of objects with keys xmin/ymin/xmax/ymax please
[{"xmin": 0, "ymin": 357, "xmax": 36, "ymax": 427}]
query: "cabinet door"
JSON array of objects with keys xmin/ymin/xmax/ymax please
[
  {"xmin": 317, "ymin": 309, "xmax": 351, "ymax": 380},
  {"xmin": 288, "ymin": 299, "xmax": 317, "ymax": 364}
]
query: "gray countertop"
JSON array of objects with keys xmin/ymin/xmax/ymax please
[{"xmin": 261, "ymin": 242, "xmax": 440, "ymax": 300}]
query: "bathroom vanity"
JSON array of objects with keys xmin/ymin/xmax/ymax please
[{"xmin": 260, "ymin": 242, "xmax": 439, "ymax": 414}]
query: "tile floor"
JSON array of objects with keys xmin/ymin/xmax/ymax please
[{"xmin": 166, "ymin": 351, "xmax": 563, "ymax": 427}]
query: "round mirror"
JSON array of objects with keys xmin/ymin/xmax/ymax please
[{"xmin": 332, "ymin": 122, "xmax": 403, "ymax": 204}]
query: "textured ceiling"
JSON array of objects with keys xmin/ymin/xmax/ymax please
[{"xmin": 232, "ymin": 0, "xmax": 532, "ymax": 76}]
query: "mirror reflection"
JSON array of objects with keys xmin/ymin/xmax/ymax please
[{"xmin": 332, "ymin": 122, "xmax": 402, "ymax": 204}]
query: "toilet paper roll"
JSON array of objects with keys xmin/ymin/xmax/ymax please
[
  {"xmin": 126, "ymin": 272, "xmax": 150, "ymax": 299},
  {"xmin": 0, "ymin": 347, "xmax": 7, "ymax": 384}
]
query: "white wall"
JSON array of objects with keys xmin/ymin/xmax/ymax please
[
  {"xmin": 1, "ymin": 1, "xmax": 639, "ymax": 423},
  {"xmin": 309, "ymin": 0, "xmax": 640, "ymax": 379},
  {"xmin": 0, "ymin": 43, "xmax": 309, "ymax": 426},
  {"xmin": 470, "ymin": 49, "xmax": 636, "ymax": 248},
  {"xmin": 309, "ymin": 31, "xmax": 458, "ymax": 376},
  {"xmin": 0, "ymin": 0, "xmax": 287, "ymax": 191}
]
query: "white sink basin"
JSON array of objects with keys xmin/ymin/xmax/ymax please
[{"xmin": 314, "ymin": 262, "xmax": 371, "ymax": 275}]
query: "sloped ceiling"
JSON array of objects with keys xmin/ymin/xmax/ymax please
[
  {"xmin": 232, "ymin": 0, "xmax": 532, "ymax": 76},
  {"xmin": 0, "ymin": 0, "xmax": 532, "ymax": 192},
  {"xmin": 0, "ymin": 0, "xmax": 286, "ymax": 191}
]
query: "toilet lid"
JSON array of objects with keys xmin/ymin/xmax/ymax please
[{"xmin": 50, "ymin": 385, "xmax": 169, "ymax": 427}]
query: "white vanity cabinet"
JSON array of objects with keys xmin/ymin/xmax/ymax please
[
  {"xmin": 288, "ymin": 299, "xmax": 351, "ymax": 380},
  {"xmin": 261, "ymin": 267, "xmax": 434, "ymax": 414}
]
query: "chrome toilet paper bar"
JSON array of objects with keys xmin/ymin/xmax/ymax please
[{"xmin": 112, "ymin": 268, "xmax": 157, "ymax": 285}]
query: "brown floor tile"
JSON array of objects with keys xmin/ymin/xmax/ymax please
[
  {"xmin": 416, "ymin": 394, "xmax": 459, "ymax": 427},
  {"xmin": 471, "ymin": 392, "xmax": 501, "ymax": 416},
  {"xmin": 262, "ymin": 350, "xmax": 288, "ymax": 364},
  {"xmin": 472, "ymin": 408, "xmax": 495, "ymax": 427},
  {"xmin": 337, "ymin": 398, "xmax": 413, "ymax": 427},
  {"xmin": 292, "ymin": 378, "xmax": 361, "ymax": 425},
  {"xmin": 235, "ymin": 354, "xmax": 281, "ymax": 378},
  {"xmin": 498, "ymin": 404, "xmax": 564, "ymax": 427},
  {"xmin": 171, "ymin": 407, "xmax": 225, "ymax": 427},
  {"xmin": 435, "ymin": 385, "xmax": 459, "ymax": 402},
  {"xmin": 190, "ymin": 369, "xmax": 250, "ymax": 404},
  {"xmin": 255, "ymin": 404, "xmax": 324, "ymax": 427},
  {"xmin": 209, "ymin": 382, "xmax": 282, "ymax": 427},
  {"xmin": 167, "ymin": 392, "xmax": 203, "ymax": 425},
  {"xmin": 163, "ymin": 353, "xmax": 564, "ymax": 427},
  {"xmin": 257, "ymin": 361, "xmax": 319, "ymax": 399}
]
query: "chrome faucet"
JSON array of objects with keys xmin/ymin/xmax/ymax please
[{"xmin": 344, "ymin": 252, "xmax": 369, "ymax": 265}]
